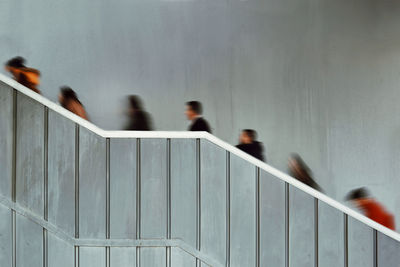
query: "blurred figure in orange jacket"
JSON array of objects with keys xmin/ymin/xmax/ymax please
[
  {"xmin": 59, "ymin": 86, "xmax": 89, "ymax": 120},
  {"xmin": 346, "ymin": 187, "xmax": 395, "ymax": 230},
  {"xmin": 5, "ymin": 57, "xmax": 41, "ymax": 94}
]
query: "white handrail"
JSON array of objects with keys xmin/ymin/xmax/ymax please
[{"xmin": 1, "ymin": 72, "xmax": 399, "ymax": 242}]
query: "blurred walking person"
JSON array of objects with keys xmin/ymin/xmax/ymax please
[
  {"xmin": 59, "ymin": 86, "xmax": 89, "ymax": 120},
  {"xmin": 288, "ymin": 154, "xmax": 323, "ymax": 192},
  {"xmin": 346, "ymin": 187, "xmax": 395, "ymax": 230},
  {"xmin": 5, "ymin": 56, "xmax": 41, "ymax": 94},
  {"xmin": 124, "ymin": 95, "xmax": 153, "ymax": 130},
  {"xmin": 236, "ymin": 129, "xmax": 266, "ymax": 161},
  {"xmin": 185, "ymin": 101, "xmax": 211, "ymax": 133}
]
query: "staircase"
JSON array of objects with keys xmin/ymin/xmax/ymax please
[{"xmin": 0, "ymin": 73, "xmax": 399, "ymax": 267}]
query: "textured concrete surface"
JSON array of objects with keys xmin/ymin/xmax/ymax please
[{"xmin": 1, "ymin": 0, "xmax": 400, "ymax": 229}]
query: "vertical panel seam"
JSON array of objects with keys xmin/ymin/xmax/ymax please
[
  {"xmin": 12, "ymin": 210, "xmax": 16, "ymax": 267},
  {"xmin": 373, "ymin": 229, "xmax": 378, "ymax": 267},
  {"xmin": 74, "ymin": 125, "xmax": 80, "ymax": 267},
  {"xmin": 106, "ymin": 138, "xmax": 110, "ymax": 239},
  {"xmin": 226, "ymin": 151, "xmax": 230, "ymax": 267},
  {"xmin": 75, "ymin": 124, "xmax": 80, "ymax": 239},
  {"xmin": 106, "ymin": 138, "xmax": 110, "ymax": 267},
  {"xmin": 256, "ymin": 167, "xmax": 260, "ymax": 267},
  {"xmin": 44, "ymin": 107, "xmax": 49, "ymax": 221},
  {"xmin": 74, "ymin": 246, "xmax": 79, "ymax": 267},
  {"xmin": 285, "ymin": 183, "xmax": 289, "ymax": 267},
  {"xmin": 314, "ymin": 198, "xmax": 318, "ymax": 267},
  {"xmin": 196, "ymin": 139, "xmax": 201, "ymax": 267},
  {"xmin": 344, "ymin": 214, "xmax": 348, "ymax": 267},
  {"xmin": 43, "ymin": 228, "xmax": 48, "ymax": 267},
  {"xmin": 167, "ymin": 139, "xmax": 171, "ymax": 239},
  {"xmin": 12, "ymin": 89, "xmax": 17, "ymax": 203},
  {"xmin": 136, "ymin": 138, "xmax": 141, "ymax": 267},
  {"xmin": 167, "ymin": 139, "xmax": 171, "ymax": 267},
  {"xmin": 106, "ymin": 247, "xmax": 110, "ymax": 267},
  {"xmin": 12, "ymin": 90, "xmax": 17, "ymax": 267},
  {"xmin": 43, "ymin": 107, "xmax": 49, "ymax": 267},
  {"xmin": 166, "ymin": 247, "xmax": 171, "ymax": 267}
]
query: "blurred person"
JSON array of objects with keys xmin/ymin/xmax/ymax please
[
  {"xmin": 185, "ymin": 101, "xmax": 211, "ymax": 133},
  {"xmin": 59, "ymin": 86, "xmax": 89, "ymax": 120},
  {"xmin": 288, "ymin": 154, "xmax": 323, "ymax": 192},
  {"xmin": 236, "ymin": 129, "xmax": 266, "ymax": 161},
  {"xmin": 124, "ymin": 95, "xmax": 153, "ymax": 130},
  {"xmin": 345, "ymin": 187, "xmax": 395, "ymax": 230},
  {"xmin": 5, "ymin": 56, "xmax": 41, "ymax": 94}
]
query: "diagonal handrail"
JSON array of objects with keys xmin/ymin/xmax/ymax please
[{"xmin": 1, "ymin": 72, "xmax": 399, "ymax": 243}]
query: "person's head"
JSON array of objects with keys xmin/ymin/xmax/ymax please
[
  {"xmin": 5, "ymin": 56, "xmax": 26, "ymax": 74},
  {"xmin": 288, "ymin": 153, "xmax": 312, "ymax": 182},
  {"xmin": 59, "ymin": 86, "xmax": 79, "ymax": 107},
  {"xmin": 128, "ymin": 95, "xmax": 144, "ymax": 113},
  {"xmin": 185, "ymin": 101, "xmax": 203, "ymax": 120},
  {"xmin": 240, "ymin": 129, "xmax": 257, "ymax": 144},
  {"xmin": 345, "ymin": 187, "xmax": 371, "ymax": 209}
]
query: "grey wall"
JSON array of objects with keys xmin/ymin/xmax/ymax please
[{"xmin": 1, "ymin": 0, "xmax": 400, "ymax": 229}]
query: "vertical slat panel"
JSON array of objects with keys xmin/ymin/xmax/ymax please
[
  {"xmin": 0, "ymin": 205, "xmax": 12, "ymax": 266},
  {"xmin": 348, "ymin": 217, "xmax": 374, "ymax": 267},
  {"xmin": 230, "ymin": 154, "xmax": 256, "ymax": 267},
  {"xmin": 110, "ymin": 247, "xmax": 136, "ymax": 267},
  {"xmin": 289, "ymin": 185, "xmax": 314, "ymax": 267},
  {"xmin": 79, "ymin": 128, "xmax": 106, "ymax": 239},
  {"xmin": 171, "ymin": 247, "xmax": 196, "ymax": 267},
  {"xmin": 16, "ymin": 93, "xmax": 44, "ymax": 215},
  {"xmin": 16, "ymin": 214, "xmax": 43, "ymax": 267},
  {"xmin": 140, "ymin": 139, "xmax": 167, "ymax": 239},
  {"xmin": 170, "ymin": 139, "xmax": 197, "ymax": 248},
  {"xmin": 110, "ymin": 138, "xmax": 137, "ymax": 239},
  {"xmin": 140, "ymin": 247, "xmax": 166, "ymax": 267},
  {"xmin": 259, "ymin": 171, "xmax": 285, "ymax": 266},
  {"xmin": 377, "ymin": 232, "xmax": 400, "ymax": 266},
  {"xmin": 48, "ymin": 233, "xmax": 74, "ymax": 267},
  {"xmin": 0, "ymin": 83, "xmax": 13, "ymax": 200},
  {"xmin": 200, "ymin": 140, "xmax": 227, "ymax": 264},
  {"xmin": 80, "ymin": 247, "xmax": 106, "ymax": 267},
  {"xmin": 48, "ymin": 110, "xmax": 75, "ymax": 236},
  {"xmin": 318, "ymin": 202, "xmax": 344, "ymax": 267}
]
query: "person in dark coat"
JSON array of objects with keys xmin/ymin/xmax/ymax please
[
  {"xmin": 288, "ymin": 154, "xmax": 323, "ymax": 192},
  {"xmin": 124, "ymin": 95, "xmax": 153, "ymax": 131},
  {"xmin": 236, "ymin": 129, "xmax": 266, "ymax": 162},
  {"xmin": 185, "ymin": 101, "xmax": 212, "ymax": 133}
]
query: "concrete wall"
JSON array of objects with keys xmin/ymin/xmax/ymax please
[{"xmin": 1, "ymin": 0, "xmax": 400, "ymax": 228}]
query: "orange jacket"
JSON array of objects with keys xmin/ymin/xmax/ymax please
[
  {"xmin": 360, "ymin": 199, "xmax": 395, "ymax": 230},
  {"xmin": 65, "ymin": 100, "xmax": 89, "ymax": 120},
  {"xmin": 14, "ymin": 67, "xmax": 41, "ymax": 94}
]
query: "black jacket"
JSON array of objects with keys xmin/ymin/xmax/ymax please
[
  {"xmin": 125, "ymin": 110, "xmax": 153, "ymax": 131},
  {"xmin": 236, "ymin": 141, "xmax": 265, "ymax": 162},
  {"xmin": 189, "ymin": 117, "xmax": 212, "ymax": 133}
]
